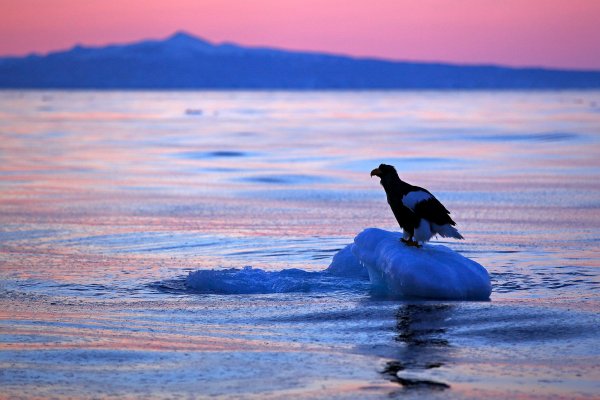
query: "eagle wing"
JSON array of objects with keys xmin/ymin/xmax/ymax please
[{"xmin": 402, "ymin": 189, "xmax": 456, "ymax": 226}]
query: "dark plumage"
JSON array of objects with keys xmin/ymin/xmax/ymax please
[{"xmin": 370, "ymin": 164, "xmax": 463, "ymax": 247}]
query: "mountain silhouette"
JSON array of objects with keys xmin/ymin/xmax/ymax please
[{"xmin": 1, "ymin": 31, "xmax": 599, "ymax": 89}]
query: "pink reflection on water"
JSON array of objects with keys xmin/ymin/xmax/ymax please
[{"xmin": 1, "ymin": 90, "xmax": 599, "ymax": 283}]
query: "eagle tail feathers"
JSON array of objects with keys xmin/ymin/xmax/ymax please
[{"xmin": 432, "ymin": 223, "xmax": 464, "ymax": 240}]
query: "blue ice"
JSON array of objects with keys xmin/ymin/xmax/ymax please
[
  {"xmin": 342, "ymin": 228, "xmax": 492, "ymax": 300},
  {"xmin": 186, "ymin": 228, "xmax": 491, "ymax": 300}
]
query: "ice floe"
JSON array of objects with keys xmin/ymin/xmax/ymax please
[
  {"xmin": 185, "ymin": 228, "xmax": 491, "ymax": 300},
  {"xmin": 185, "ymin": 266, "xmax": 368, "ymax": 294},
  {"xmin": 332, "ymin": 228, "xmax": 491, "ymax": 300}
]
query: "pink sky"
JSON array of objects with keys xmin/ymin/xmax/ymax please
[{"xmin": 1, "ymin": 0, "xmax": 600, "ymax": 69}]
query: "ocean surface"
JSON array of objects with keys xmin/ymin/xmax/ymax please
[{"xmin": 1, "ymin": 90, "xmax": 599, "ymax": 399}]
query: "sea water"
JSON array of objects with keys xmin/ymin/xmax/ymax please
[{"xmin": 1, "ymin": 90, "xmax": 599, "ymax": 399}]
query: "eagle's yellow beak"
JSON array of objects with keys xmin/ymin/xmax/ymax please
[{"xmin": 370, "ymin": 168, "xmax": 381, "ymax": 177}]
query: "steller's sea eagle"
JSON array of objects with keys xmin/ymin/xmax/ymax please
[{"xmin": 370, "ymin": 163, "xmax": 463, "ymax": 247}]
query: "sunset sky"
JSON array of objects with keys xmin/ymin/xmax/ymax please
[{"xmin": 2, "ymin": 0, "xmax": 600, "ymax": 70}]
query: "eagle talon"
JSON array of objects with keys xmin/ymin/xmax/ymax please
[
  {"xmin": 400, "ymin": 238, "xmax": 421, "ymax": 248},
  {"xmin": 408, "ymin": 241, "xmax": 421, "ymax": 248}
]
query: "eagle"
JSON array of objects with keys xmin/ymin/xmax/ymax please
[{"xmin": 370, "ymin": 164, "xmax": 463, "ymax": 247}]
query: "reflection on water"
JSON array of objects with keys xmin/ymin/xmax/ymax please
[
  {"xmin": 384, "ymin": 304, "xmax": 453, "ymax": 391},
  {"xmin": 1, "ymin": 90, "xmax": 600, "ymax": 399}
]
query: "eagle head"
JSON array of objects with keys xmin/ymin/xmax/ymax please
[{"xmin": 370, "ymin": 163, "xmax": 396, "ymax": 178}]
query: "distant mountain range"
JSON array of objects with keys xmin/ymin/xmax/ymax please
[{"xmin": 1, "ymin": 31, "xmax": 599, "ymax": 89}]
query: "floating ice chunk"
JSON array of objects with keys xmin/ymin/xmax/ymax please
[
  {"xmin": 186, "ymin": 266, "xmax": 310, "ymax": 294},
  {"xmin": 184, "ymin": 228, "xmax": 489, "ymax": 298},
  {"xmin": 349, "ymin": 228, "xmax": 491, "ymax": 300},
  {"xmin": 324, "ymin": 244, "xmax": 369, "ymax": 279},
  {"xmin": 185, "ymin": 266, "xmax": 367, "ymax": 294}
]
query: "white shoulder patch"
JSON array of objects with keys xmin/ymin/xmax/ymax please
[{"xmin": 402, "ymin": 190, "xmax": 432, "ymax": 210}]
